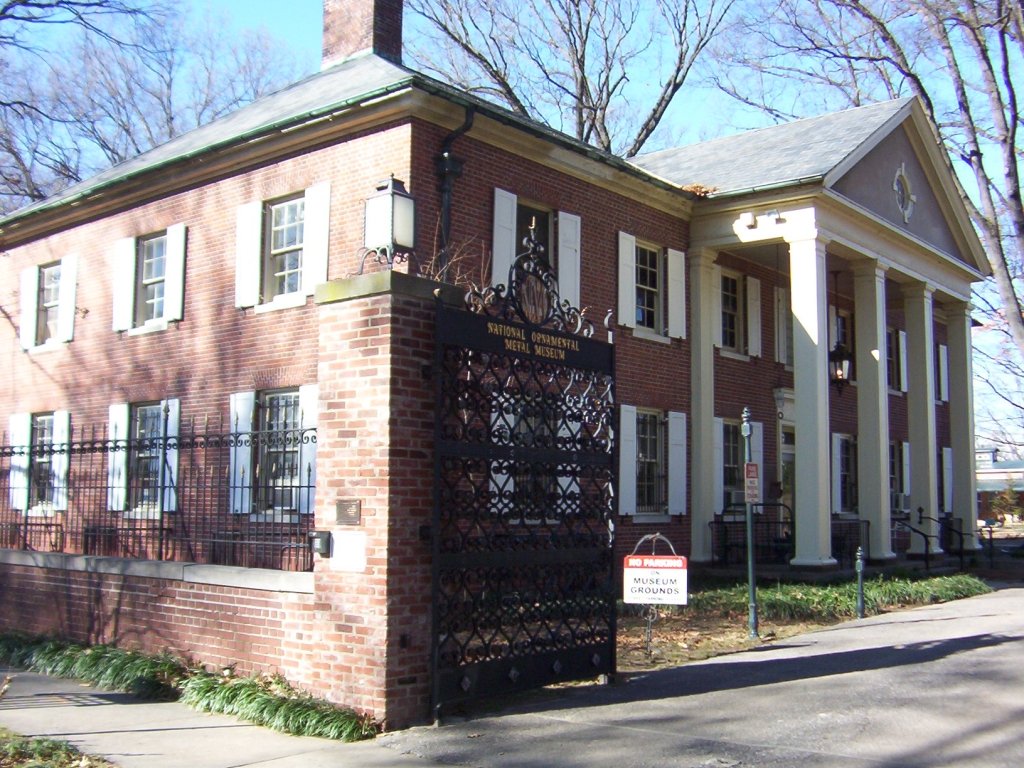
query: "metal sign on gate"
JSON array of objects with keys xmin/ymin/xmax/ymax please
[{"xmin": 431, "ymin": 231, "xmax": 616, "ymax": 718}]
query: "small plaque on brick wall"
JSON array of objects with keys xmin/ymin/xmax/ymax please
[{"xmin": 335, "ymin": 499, "xmax": 361, "ymax": 525}]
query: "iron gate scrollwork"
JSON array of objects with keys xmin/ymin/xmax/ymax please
[{"xmin": 432, "ymin": 233, "xmax": 616, "ymax": 716}]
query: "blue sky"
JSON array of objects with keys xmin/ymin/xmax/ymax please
[{"xmin": 188, "ymin": 0, "xmax": 323, "ymax": 71}]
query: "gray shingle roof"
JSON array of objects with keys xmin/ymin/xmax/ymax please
[{"xmin": 631, "ymin": 98, "xmax": 914, "ymax": 196}]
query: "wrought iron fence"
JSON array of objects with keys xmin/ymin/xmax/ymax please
[{"xmin": 0, "ymin": 419, "xmax": 316, "ymax": 571}]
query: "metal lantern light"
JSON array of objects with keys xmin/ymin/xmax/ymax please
[
  {"xmin": 828, "ymin": 270, "xmax": 852, "ymax": 394},
  {"xmin": 361, "ymin": 176, "xmax": 415, "ymax": 271}
]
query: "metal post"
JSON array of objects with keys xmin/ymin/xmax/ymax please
[
  {"xmin": 855, "ymin": 546, "xmax": 865, "ymax": 619},
  {"xmin": 742, "ymin": 407, "xmax": 758, "ymax": 639}
]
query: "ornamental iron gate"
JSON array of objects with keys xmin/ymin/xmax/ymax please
[{"xmin": 431, "ymin": 233, "xmax": 616, "ymax": 716}]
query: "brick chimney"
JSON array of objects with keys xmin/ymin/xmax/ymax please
[{"xmin": 322, "ymin": 0, "xmax": 403, "ymax": 69}]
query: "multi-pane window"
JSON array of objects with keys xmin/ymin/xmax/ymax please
[
  {"xmin": 635, "ymin": 244, "xmax": 662, "ymax": 331},
  {"xmin": 886, "ymin": 328, "xmax": 900, "ymax": 390},
  {"xmin": 837, "ymin": 435, "xmax": 857, "ymax": 513},
  {"xmin": 636, "ymin": 410, "xmax": 665, "ymax": 514},
  {"xmin": 129, "ymin": 403, "xmax": 164, "ymax": 509},
  {"xmin": 889, "ymin": 441, "xmax": 905, "ymax": 510},
  {"xmin": 30, "ymin": 414, "xmax": 55, "ymax": 508},
  {"xmin": 136, "ymin": 233, "xmax": 167, "ymax": 325},
  {"xmin": 721, "ymin": 272, "xmax": 742, "ymax": 351},
  {"xmin": 723, "ymin": 421, "xmax": 742, "ymax": 507},
  {"xmin": 256, "ymin": 390, "xmax": 302, "ymax": 512},
  {"xmin": 36, "ymin": 262, "xmax": 62, "ymax": 345},
  {"xmin": 777, "ymin": 288, "xmax": 794, "ymax": 366},
  {"xmin": 265, "ymin": 197, "xmax": 305, "ymax": 301}
]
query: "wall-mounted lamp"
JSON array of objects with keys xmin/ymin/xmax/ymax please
[
  {"xmin": 359, "ymin": 176, "xmax": 416, "ymax": 273},
  {"xmin": 773, "ymin": 388, "xmax": 787, "ymax": 420},
  {"xmin": 765, "ymin": 209, "xmax": 782, "ymax": 224},
  {"xmin": 828, "ymin": 271, "xmax": 852, "ymax": 394},
  {"xmin": 739, "ymin": 211, "xmax": 756, "ymax": 229}
]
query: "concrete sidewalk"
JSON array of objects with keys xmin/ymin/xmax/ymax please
[{"xmin": 0, "ymin": 669, "xmax": 430, "ymax": 768}]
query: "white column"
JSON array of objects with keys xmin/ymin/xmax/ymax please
[
  {"xmin": 853, "ymin": 262, "xmax": 895, "ymax": 560},
  {"xmin": 904, "ymin": 282, "xmax": 941, "ymax": 554},
  {"xmin": 788, "ymin": 236, "xmax": 835, "ymax": 566},
  {"xmin": 946, "ymin": 300, "xmax": 980, "ymax": 550},
  {"xmin": 689, "ymin": 248, "xmax": 718, "ymax": 562}
]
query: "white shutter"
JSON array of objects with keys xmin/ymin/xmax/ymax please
[
  {"xmin": 107, "ymin": 403, "xmax": 130, "ymax": 511},
  {"xmin": 711, "ymin": 265, "xmax": 723, "ymax": 347},
  {"xmin": 713, "ymin": 417, "xmax": 724, "ymax": 511},
  {"xmin": 492, "ymin": 188, "xmax": 517, "ymax": 288},
  {"xmin": 831, "ymin": 433, "xmax": 842, "ymax": 514},
  {"xmin": 161, "ymin": 398, "xmax": 180, "ymax": 512},
  {"xmin": 8, "ymin": 413, "xmax": 31, "ymax": 510},
  {"xmin": 19, "ymin": 266, "xmax": 39, "ymax": 349},
  {"xmin": 901, "ymin": 441, "xmax": 911, "ymax": 508},
  {"xmin": 617, "ymin": 232, "xmax": 636, "ymax": 328},
  {"xmin": 229, "ymin": 391, "xmax": 255, "ymax": 514},
  {"xmin": 297, "ymin": 384, "xmax": 318, "ymax": 516},
  {"xmin": 618, "ymin": 405, "xmax": 637, "ymax": 515},
  {"xmin": 938, "ymin": 344, "xmax": 949, "ymax": 402},
  {"xmin": 556, "ymin": 211, "xmax": 581, "ymax": 308},
  {"xmin": 751, "ymin": 421, "xmax": 764, "ymax": 478},
  {"xmin": 942, "ymin": 446, "xmax": 953, "ymax": 513},
  {"xmin": 898, "ymin": 330, "xmax": 908, "ymax": 392},
  {"xmin": 775, "ymin": 287, "xmax": 791, "ymax": 364},
  {"xmin": 302, "ymin": 182, "xmax": 331, "ymax": 294},
  {"xmin": 56, "ymin": 254, "xmax": 77, "ymax": 343},
  {"xmin": 52, "ymin": 410, "xmax": 70, "ymax": 511},
  {"xmin": 667, "ymin": 248, "xmax": 686, "ymax": 339},
  {"xmin": 746, "ymin": 276, "xmax": 761, "ymax": 357},
  {"xmin": 112, "ymin": 237, "xmax": 137, "ymax": 331},
  {"xmin": 235, "ymin": 201, "xmax": 263, "ymax": 308},
  {"xmin": 164, "ymin": 224, "xmax": 187, "ymax": 322},
  {"xmin": 668, "ymin": 411, "xmax": 687, "ymax": 515}
]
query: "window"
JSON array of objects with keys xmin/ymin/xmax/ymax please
[
  {"xmin": 713, "ymin": 269, "xmax": 760, "ymax": 356},
  {"xmin": 889, "ymin": 440, "xmax": 910, "ymax": 511},
  {"xmin": 617, "ymin": 231, "xmax": 685, "ymax": 338},
  {"xmin": 235, "ymin": 183, "xmax": 331, "ymax": 310},
  {"xmin": 886, "ymin": 328, "xmax": 907, "ymax": 392},
  {"xmin": 775, "ymin": 287, "xmax": 794, "ymax": 366},
  {"xmin": 492, "ymin": 188, "xmax": 580, "ymax": 308},
  {"xmin": 229, "ymin": 386, "xmax": 317, "ymax": 517},
  {"xmin": 20, "ymin": 255, "xmax": 77, "ymax": 350},
  {"xmin": 832, "ymin": 434, "xmax": 857, "ymax": 514},
  {"xmin": 714, "ymin": 416, "xmax": 762, "ymax": 512},
  {"xmin": 113, "ymin": 226, "xmax": 186, "ymax": 332},
  {"xmin": 107, "ymin": 400, "xmax": 179, "ymax": 515},
  {"xmin": 721, "ymin": 273, "xmax": 742, "ymax": 351},
  {"xmin": 7, "ymin": 411, "xmax": 71, "ymax": 515},
  {"xmin": 618, "ymin": 406, "xmax": 686, "ymax": 517},
  {"xmin": 636, "ymin": 411, "xmax": 665, "ymax": 513}
]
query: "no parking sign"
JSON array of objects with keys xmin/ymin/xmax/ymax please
[{"xmin": 622, "ymin": 554, "xmax": 688, "ymax": 605}]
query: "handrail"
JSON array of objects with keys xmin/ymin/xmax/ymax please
[
  {"xmin": 895, "ymin": 518, "xmax": 935, "ymax": 571},
  {"xmin": 918, "ymin": 507, "xmax": 965, "ymax": 572}
]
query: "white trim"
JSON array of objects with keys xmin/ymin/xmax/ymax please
[
  {"xmin": 234, "ymin": 201, "xmax": 263, "ymax": 308},
  {"xmin": 775, "ymin": 286, "xmax": 792, "ymax": 365},
  {"xmin": 938, "ymin": 343, "xmax": 949, "ymax": 402},
  {"xmin": 229, "ymin": 391, "xmax": 255, "ymax": 514},
  {"xmin": 164, "ymin": 224, "xmax": 187, "ymax": 322},
  {"xmin": 713, "ymin": 417, "xmax": 724, "ymax": 512},
  {"xmin": 942, "ymin": 446, "xmax": 953, "ymax": 513},
  {"xmin": 746, "ymin": 275, "xmax": 761, "ymax": 357},
  {"xmin": 112, "ymin": 237, "xmax": 137, "ymax": 331},
  {"xmin": 107, "ymin": 403, "xmax": 130, "ymax": 511},
  {"xmin": 8, "ymin": 413, "xmax": 31, "ymax": 510},
  {"xmin": 668, "ymin": 411, "xmax": 687, "ymax": 515},
  {"xmin": 556, "ymin": 211, "xmax": 581, "ymax": 308},
  {"xmin": 667, "ymin": 248, "xmax": 686, "ymax": 339},
  {"xmin": 901, "ymin": 440, "xmax": 911, "ymax": 509},
  {"xmin": 297, "ymin": 384, "xmax": 318, "ymax": 516},
  {"xmin": 831, "ymin": 433, "xmax": 842, "ymax": 514},
  {"xmin": 711, "ymin": 265, "xmax": 723, "ymax": 347},
  {"xmin": 492, "ymin": 188, "xmax": 517, "ymax": 287},
  {"xmin": 19, "ymin": 266, "xmax": 39, "ymax": 350},
  {"xmin": 52, "ymin": 410, "xmax": 70, "ymax": 511},
  {"xmin": 56, "ymin": 255, "xmax": 77, "ymax": 343},
  {"xmin": 301, "ymin": 182, "xmax": 331, "ymax": 295},
  {"xmin": 161, "ymin": 398, "xmax": 180, "ymax": 513},
  {"xmin": 618, "ymin": 405, "xmax": 637, "ymax": 515},
  {"xmin": 898, "ymin": 329, "xmax": 909, "ymax": 393},
  {"xmin": 617, "ymin": 231, "xmax": 636, "ymax": 328}
]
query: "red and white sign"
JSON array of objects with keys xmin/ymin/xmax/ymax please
[
  {"xmin": 744, "ymin": 462, "xmax": 761, "ymax": 504},
  {"xmin": 622, "ymin": 555, "xmax": 688, "ymax": 605}
]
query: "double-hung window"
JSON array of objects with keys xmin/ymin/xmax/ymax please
[
  {"xmin": 112, "ymin": 226, "xmax": 186, "ymax": 332},
  {"xmin": 712, "ymin": 267, "xmax": 760, "ymax": 356},
  {"xmin": 7, "ymin": 411, "xmax": 70, "ymax": 514},
  {"xmin": 616, "ymin": 232, "xmax": 685, "ymax": 339},
  {"xmin": 831, "ymin": 434, "xmax": 858, "ymax": 514},
  {"xmin": 229, "ymin": 386, "xmax": 318, "ymax": 518},
  {"xmin": 19, "ymin": 256, "xmax": 78, "ymax": 350},
  {"xmin": 889, "ymin": 440, "xmax": 910, "ymax": 511},
  {"xmin": 775, "ymin": 287, "xmax": 794, "ymax": 366},
  {"xmin": 235, "ymin": 183, "xmax": 331, "ymax": 311},
  {"xmin": 492, "ymin": 188, "xmax": 580, "ymax": 308},
  {"xmin": 886, "ymin": 328, "xmax": 908, "ymax": 392},
  {"xmin": 714, "ymin": 416, "xmax": 763, "ymax": 512},
  {"xmin": 618, "ymin": 406, "xmax": 686, "ymax": 517},
  {"xmin": 107, "ymin": 400, "xmax": 179, "ymax": 516}
]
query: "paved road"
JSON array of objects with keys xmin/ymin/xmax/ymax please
[{"xmin": 378, "ymin": 585, "xmax": 1024, "ymax": 767}]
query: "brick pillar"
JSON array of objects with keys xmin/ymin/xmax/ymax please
[
  {"xmin": 322, "ymin": 0, "xmax": 403, "ymax": 69},
  {"xmin": 313, "ymin": 271, "xmax": 458, "ymax": 729}
]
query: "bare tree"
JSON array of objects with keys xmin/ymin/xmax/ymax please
[
  {"xmin": 407, "ymin": 0, "xmax": 736, "ymax": 157},
  {"xmin": 711, "ymin": 0, "xmax": 1024, "ymax": 445},
  {"xmin": 0, "ymin": 0, "xmax": 148, "ymax": 50},
  {"xmin": 0, "ymin": 6, "xmax": 302, "ymax": 212}
]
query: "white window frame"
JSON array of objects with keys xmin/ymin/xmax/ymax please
[
  {"xmin": 831, "ymin": 433, "xmax": 858, "ymax": 515},
  {"xmin": 107, "ymin": 399, "xmax": 179, "ymax": 517},
  {"xmin": 616, "ymin": 231, "xmax": 684, "ymax": 339},
  {"xmin": 112, "ymin": 225, "xmax": 186, "ymax": 333},
  {"xmin": 619, "ymin": 406, "xmax": 687, "ymax": 518},
  {"xmin": 714, "ymin": 416, "xmax": 763, "ymax": 514},
  {"xmin": 775, "ymin": 286, "xmax": 793, "ymax": 366},
  {"xmin": 229, "ymin": 385, "xmax": 317, "ymax": 520},
  {"xmin": 235, "ymin": 183, "xmax": 330, "ymax": 312},
  {"xmin": 937, "ymin": 343, "xmax": 949, "ymax": 402},
  {"xmin": 712, "ymin": 268, "xmax": 759, "ymax": 357},
  {"xmin": 886, "ymin": 328, "xmax": 908, "ymax": 393},
  {"xmin": 8, "ymin": 411, "xmax": 70, "ymax": 515},
  {"xmin": 20, "ymin": 255, "xmax": 78, "ymax": 350}
]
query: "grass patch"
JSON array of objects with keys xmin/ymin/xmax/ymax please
[
  {"xmin": 0, "ymin": 636, "xmax": 377, "ymax": 742},
  {"xmin": 0, "ymin": 727, "xmax": 116, "ymax": 768},
  {"xmin": 685, "ymin": 573, "xmax": 991, "ymax": 621}
]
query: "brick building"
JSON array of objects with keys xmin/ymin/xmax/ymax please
[{"xmin": 0, "ymin": 0, "xmax": 987, "ymax": 728}]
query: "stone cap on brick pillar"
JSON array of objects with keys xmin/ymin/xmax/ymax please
[{"xmin": 322, "ymin": 0, "xmax": 403, "ymax": 70}]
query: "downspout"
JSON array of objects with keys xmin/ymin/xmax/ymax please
[{"xmin": 435, "ymin": 105, "xmax": 476, "ymax": 273}]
